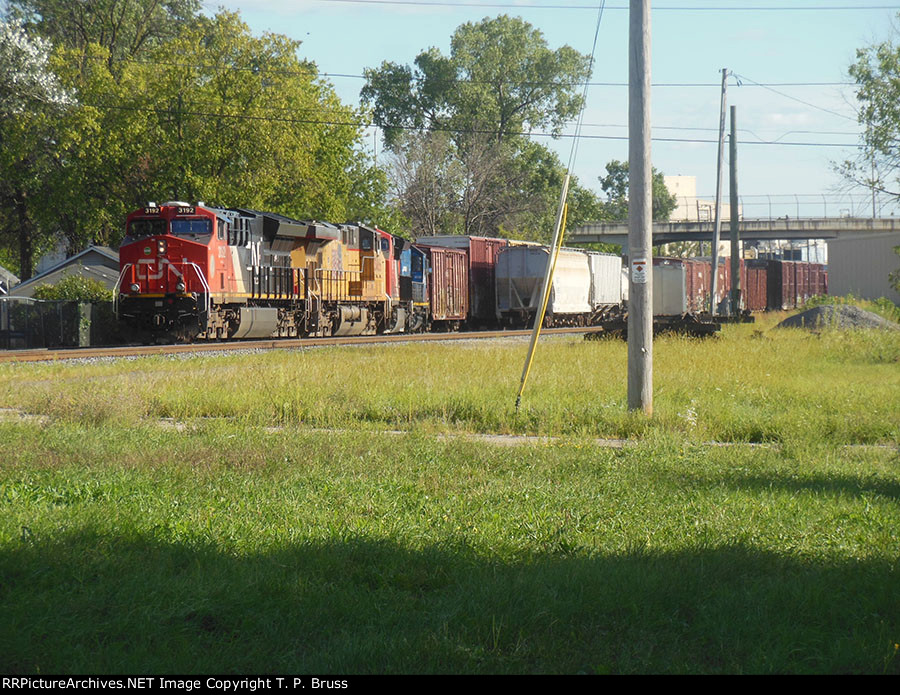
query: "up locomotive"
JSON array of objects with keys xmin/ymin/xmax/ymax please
[{"xmin": 115, "ymin": 202, "xmax": 426, "ymax": 341}]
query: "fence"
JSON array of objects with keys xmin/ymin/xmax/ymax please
[
  {"xmin": 669, "ymin": 193, "xmax": 900, "ymax": 222},
  {"xmin": 0, "ymin": 298, "xmax": 124, "ymax": 349}
]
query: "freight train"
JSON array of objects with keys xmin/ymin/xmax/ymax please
[{"xmin": 114, "ymin": 201, "xmax": 827, "ymax": 342}]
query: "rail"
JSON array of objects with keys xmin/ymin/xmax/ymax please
[{"xmin": 250, "ymin": 265, "xmax": 305, "ymax": 300}]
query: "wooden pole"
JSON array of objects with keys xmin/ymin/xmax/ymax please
[
  {"xmin": 627, "ymin": 0, "xmax": 652, "ymax": 414},
  {"xmin": 710, "ymin": 67, "xmax": 728, "ymax": 316},
  {"xmin": 729, "ymin": 104, "xmax": 741, "ymax": 315}
]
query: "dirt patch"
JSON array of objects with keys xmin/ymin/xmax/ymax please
[{"xmin": 776, "ymin": 305, "xmax": 900, "ymax": 331}]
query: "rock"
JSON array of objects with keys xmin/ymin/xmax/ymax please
[{"xmin": 776, "ymin": 304, "xmax": 900, "ymax": 331}]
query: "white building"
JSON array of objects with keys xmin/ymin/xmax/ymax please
[{"xmin": 664, "ymin": 175, "xmax": 741, "ymax": 224}]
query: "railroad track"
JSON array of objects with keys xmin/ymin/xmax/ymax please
[{"xmin": 0, "ymin": 326, "xmax": 608, "ymax": 363}]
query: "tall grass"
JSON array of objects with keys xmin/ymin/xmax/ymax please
[{"xmin": 0, "ymin": 314, "xmax": 897, "ymax": 443}]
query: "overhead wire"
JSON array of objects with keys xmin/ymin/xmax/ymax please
[
  {"xmin": 83, "ymin": 101, "xmax": 860, "ymax": 147},
  {"xmin": 307, "ymin": 1, "xmax": 900, "ymax": 11},
  {"xmin": 56, "ymin": 52, "xmax": 854, "ymax": 88}
]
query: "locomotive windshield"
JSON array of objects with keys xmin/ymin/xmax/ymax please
[
  {"xmin": 171, "ymin": 218, "xmax": 212, "ymax": 237},
  {"xmin": 128, "ymin": 218, "xmax": 167, "ymax": 238}
]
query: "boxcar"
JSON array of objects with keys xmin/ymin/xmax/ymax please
[
  {"xmin": 421, "ymin": 245, "xmax": 468, "ymax": 326},
  {"xmin": 744, "ymin": 259, "xmax": 769, "ymax": 312},
  {"xmin": 414, "ymin": 235, "xmax": 508, "ymax": 326}
]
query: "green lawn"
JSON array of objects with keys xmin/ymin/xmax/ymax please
[{"xmin": 0, "ymin": 312, "xmax": 898, "ymax": 673}]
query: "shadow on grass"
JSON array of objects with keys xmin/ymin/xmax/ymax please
[
  {"xmin": 1, "ymin": 531, "xmax": 898, "ymax": 674},
  {"xmin": 676, "ymin": 470, "xmax": 900, "ymax": 502}
]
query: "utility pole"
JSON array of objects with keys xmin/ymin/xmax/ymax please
[
  {"xmin": 627, "ymin": 0, "xmax": 652, "ymax": 415},
  {"xmin": 729, "ymin": 105, "xmax": 741, "ymax": 315},
  {"xmin": 710, "ymin": 68, "xmax": 728, "ymax": 316}
]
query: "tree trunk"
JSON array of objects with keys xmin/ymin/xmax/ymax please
[{"xmin": 15, "ymin": 193, "xmax": 33, "ymax": 280}]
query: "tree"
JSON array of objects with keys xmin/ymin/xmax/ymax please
[
  {"xmin": 364, "ymin": 15, "xmax": 599, "ymax": 241},
  {"xmin": 597, "ymin": 159, "xmax": 678, "ymax": 222},
  {"xmin": 388, "ymin": 131, "xmax": 463, "ymax": 236},
  {"xmin": 0, "ymin": 8, "xmax": 394, "ymax": 273},
  {"xmin": 842, "ymin": 31, "xmax": 900, "ymax": 202},
  {"xmin": 385, "ymin": 128, "xmax": 603, "ymax": 241},
  {"xmin": 362, "ymin": 15, "xmax": 591, "ymax": 148},
  {"xmin": 6, "ymin": 0, "xmax": 201, "ymax": 71},
  {"xmin": 133, "ymin": 11, "xmax": 387, "ymax": 224},
  {"xmin": 0, "ymin": 20, "xmax": 75, "ymax": 277},
  {"xmin": 0, "ymin": 19, "xmax": 73, "ymax": 115}
]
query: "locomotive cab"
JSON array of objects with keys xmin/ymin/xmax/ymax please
[{"xmin": 117, "ymin": 203, "xmax": 224, "ymax": 340}]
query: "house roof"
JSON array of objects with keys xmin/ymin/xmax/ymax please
[
  {"xmin": 9, "ymin": 246, "xmax": 120, "ymax": 297},
  {"xmin": 0, "ymin": 264, "xmax": 19, "ymax": 294}
]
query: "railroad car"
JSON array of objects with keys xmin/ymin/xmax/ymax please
[
  {"xmin": 495, "ymin": 245, "xmax": 623, "ymax": 327},
  {"xmin": 653, "ymin": 257, "xmax": 712, "ymax": 315},
  {"xmin": 116, "ymin": 202, "xmax": 411, "ymax": 341},
  {"xmin": 418, "ymin": 245, "xmax": 468, "ymax": 329},
  {"xmin": 414, "ymin": 235, "xmax": 508, "ymax": 327},
  {"xmin": 744, "ymin": 259, "xmax": 769, "ymax": 312}
]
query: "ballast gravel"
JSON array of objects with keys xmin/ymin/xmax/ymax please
[{"xmin": 776, "ymin": 304, "xmax": 900, "ymax": 331}]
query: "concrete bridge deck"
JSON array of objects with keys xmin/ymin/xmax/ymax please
[{"xmin": 569, "ymin": 217, "xmax": 900, "ymax": 245}]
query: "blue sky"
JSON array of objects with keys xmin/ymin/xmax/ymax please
[{"xmin": 207, "ymin": 1, "xmax": 900, "ymax": 217}]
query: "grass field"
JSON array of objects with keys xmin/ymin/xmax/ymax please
[{"xmin": 0, "ymin": 308, "xmax": 898, "ymax": 673}]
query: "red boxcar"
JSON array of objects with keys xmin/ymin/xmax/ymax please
[
  {"xmin": 744, "ymin": 259, "xmax": 769, "ymax": 312},
  {"xmin": 414, "ymin": 235, "xmax": 508, "ymax": 325},
  {"xmin": 422, "ymin": 245, "xmax": 468, "ymax": 323}
]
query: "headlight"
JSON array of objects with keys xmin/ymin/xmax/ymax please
[
  {"xmin": 175, "ymin": 282, "xmax": 186, "ymax": 292},
  {"xmin": 130, "ymin": 283, "xmax": 140, "ymax": 292},
  {"xmin": 157, "ymin": 239, "xmax": 167, "ymax": 254}
]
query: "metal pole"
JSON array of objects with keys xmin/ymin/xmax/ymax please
[
  {"xmin": 627, "ymin": 0, "xmax": 652, "ymax": 415},
  {"xmin": 710, "ymin": 67, "xmax": 728, "ymax": 316},
  {"xmin": 729, "ymin": 105, "xmax": 741, "ymax": 315},
  {"xmin": 872, "ymin": 157, "xmax": 877, "ymax": 219}
]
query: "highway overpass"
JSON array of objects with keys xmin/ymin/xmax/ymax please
[{"xmin": 569, "ymin": 217, "xmax": 900, "ymax": 245}]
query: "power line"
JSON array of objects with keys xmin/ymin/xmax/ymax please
[
  {"xmin": 85, "ymin": 100, "xmax": 860, "ymax": 147},
  {"xmin": 733, "ymin": 72, "xmax": 858, "ymax": 122},
  {"xmin": 310, "ymin": 0, "xmax": 900, "ymax": 10},
  {"xmin": 57, "ymin": 52, "xmax": 855, "ymax": 89}
]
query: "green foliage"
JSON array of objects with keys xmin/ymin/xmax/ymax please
[
  {"xmin": 842, "ymin": 28, "xmax": 900, "ymax": 205},
  {"xmin": 362, "ymin": 14, "xmax": 591, "ymax": 148},
  {"xmin": 598, "ymin": 159, "xmax": 678, "ymax": 222},
  {"xmin": 0, "ymin": 5, "xmax": 394, "ymax": 277},
  {"xmin": 6, "ymin": 0, "xmax": 202, "ymax": 67},
  {"xmin": 387, "ymin": 130, "xmax": 603, "ymax": 241},
  {"xmin": 365, "ymin": 15, "xmax": 603, "ymax": 241},
  {"xmin": 31, "ymin": 274, "xmax": 113, "ymax": 301}
]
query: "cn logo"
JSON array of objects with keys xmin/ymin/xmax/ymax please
[{"xmin": 136, "ymin": 258, "xmax": 184, "ymax": 280}]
